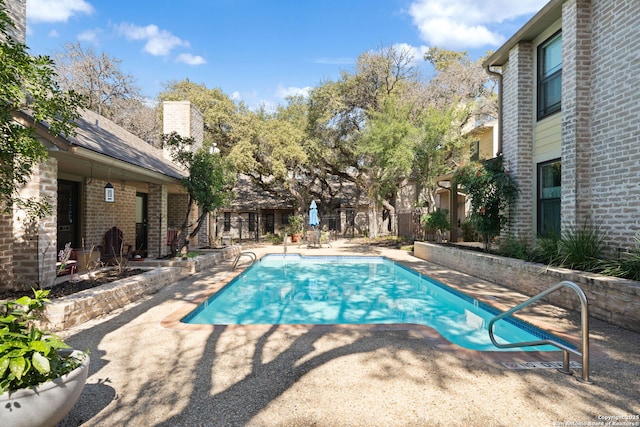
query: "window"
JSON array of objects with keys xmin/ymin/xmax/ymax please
[
  {"xmin": 248, "ymin": 212, "xmax": 256, "ymax": 232},
  {"xmin": 538, "ymin": 31, "xmax": 562, "ymax": 119},
  {"xmin": 224, "ymin": 212, "xmax": 231, "ymax": 232},
  {"xmin": 538, "ymin": 160, "xmax": 561, "ymax": 236},
  {"xmin": 281, "ymin": 211, "xmax": 293, "ymax": 225}
]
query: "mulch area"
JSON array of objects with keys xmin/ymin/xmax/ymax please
[{"xmin": 0, "ymin": 268, "xmax": 145, "ymax": 301}]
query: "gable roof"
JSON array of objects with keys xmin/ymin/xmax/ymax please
[{"xmin": 68, "ymin": 109, "xmax": 184, "ymax": 179}]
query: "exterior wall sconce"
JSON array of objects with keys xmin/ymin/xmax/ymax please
[{"xmin": 104, "ymin": 182, "xmax": 115, "ymax": 202}]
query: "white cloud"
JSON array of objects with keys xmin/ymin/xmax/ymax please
[
  {"xmin": 77, "ymin": 28, "xmax": 101, "ymax": 43},
  {"xmin": 408, "ymin": 0, "xmax": 548, "ymax": 49},
  {"xmin": 231, "ymin": 91, "xmax": 242, "ymax": 101},
  {"xmin": 115, "ymin": 22, "xmax": 189, "ymax": 56},
  {"xmin": 275, "ymin": 85, "xmax": 312, "ymax": 99},
  {"xmin": 48, "ymin": 29, "xmax": 59, "ymax": 38},
  {"xmin": 391, "ymin": 43, "xmax": 431, "ymax": 68},
  {"xmin": 175, "ymin": 53, "xmax": 207, "ymax": 65},
  {"xmin": 27, "ymin": 0, "xmax": 94, "ymax": 23}
]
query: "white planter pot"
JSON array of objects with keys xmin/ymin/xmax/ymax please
[{"xmin": 0, "ymin": 350, "xmax": 90, "ymax": 427}]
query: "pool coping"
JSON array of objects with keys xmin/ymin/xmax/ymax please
[{"xmin": 159, "ymin": 251, "xmax": 608, "ymax": 366}]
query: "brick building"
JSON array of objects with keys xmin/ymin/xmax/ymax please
[
  {"xmin": 484, "ymin": 0, "xmax": 640, "ymax": 251},
  {"xmin": 2, "ymin": 106, "xmax": 189, "ymax": 291}
]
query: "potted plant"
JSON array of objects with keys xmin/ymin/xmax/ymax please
[
  {"xmin": 288, "ymin": 214, "xmax": 304, "ymax": 243},
  {"xmin": 0, "ymin": 289, "xmax": 90, "ymax": 427}
]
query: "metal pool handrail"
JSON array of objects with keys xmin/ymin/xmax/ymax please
[
  {"xmin": 232, "ymin": 251, "xmax": 256, "ymax": 269},
  {"xmin": 487, "ymin": 280, "xmax": 591, "ymax": 384}
]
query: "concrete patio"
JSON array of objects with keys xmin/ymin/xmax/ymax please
[{"xmin": 58, "ymin": 239, "xmax": 640, "ymax": 426}]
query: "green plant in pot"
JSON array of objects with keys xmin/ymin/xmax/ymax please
[
  {"xmin": 0, "ymin": 289, "xmax": 90, "ymax": 427},
  {"xmin": 288, "ymin": 214, "xmax": 304, "ymax": 242}
]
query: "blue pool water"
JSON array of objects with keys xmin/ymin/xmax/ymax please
[{"xmin": 182, "ymin": 255, "xmax": 568, "ymax": 352}]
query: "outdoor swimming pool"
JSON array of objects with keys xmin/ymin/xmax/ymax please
[{"xmin": 182, "ymin": 254, "xmax": 570, "ymax": 352}]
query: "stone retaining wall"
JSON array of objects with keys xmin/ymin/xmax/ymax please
[
  {"xmin": 142, "ymin": 245, "xmax": 241, "ymax": 275},
  {"xmin": 414, "ymin": 241, "xmax": 640, "ymax": 332},
  {"xmin": 43, "ymin": 267, "xmax": 181, "ymax": 331},
  {"xmin": 43, "ymin": 246, "xmax": 242, "ymax": 331}
]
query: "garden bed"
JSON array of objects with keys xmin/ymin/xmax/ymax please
[{"xmin": 414, "ymin": 241, "xmax": 640, "ymax": 332}]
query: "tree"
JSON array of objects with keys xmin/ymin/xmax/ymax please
[
  {"xmin": 162, "ymin": 132, "xmax": 236, "ymax": 253},
  {"xmin": 358, "ymin": 95, "xmax": 417, "ymax": 234},
  {"xmin": 411, "ymin": 104, "xmax": 470, "ymax": 209},
  {"xmin": 454, "ymin": 157, "xmax": 518, "ymax": 250},
  {"xmin": 0, "ymin": 1, "xmax": 81, "ymax": 216},
  {"xmin": 228, "ymin": 96, "xmax": 310, "ymax": 211},
  {"xmin": 159, "ymin": 79, "xmax": 238, "ymax": 153},
  {"xmin": 307, "ymin": 45, "xmax": 419, "ymax": 237},
  {"xmin": 423, "ymin": 47, "xmax": 498, "ymax": 122},
  {"xmin": 53, "ymin": 43, "xmax": 160, "ymax": 146}
]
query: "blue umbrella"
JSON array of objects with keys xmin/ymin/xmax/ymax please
[{"xmin": 309, "ymin": 200, "xmax": 319, "ymax": 227}]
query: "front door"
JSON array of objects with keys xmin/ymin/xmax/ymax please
[
  {"xmin": 135, "ymin": 193, "xmax": 148, "ymax": 256},
  {"xmin": 57, "ymin": 180, "xmax": 79, "ymax": 250}
]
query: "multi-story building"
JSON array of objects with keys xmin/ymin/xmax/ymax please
[{"xmin": 485, "ymin": 0, "xmax": 640, "ymax": 251}]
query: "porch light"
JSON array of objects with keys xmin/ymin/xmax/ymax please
[{"xmin": 104, "ymin": 182, "xmax": 115, "ymax": 202}]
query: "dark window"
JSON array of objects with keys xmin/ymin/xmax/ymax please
[
  {"xmin": 538, "ymin": 31, "xmax": 562, "ymax": 119},
  {"xmin": 538, "ymin": 160, "xmax": 561, "ymax": 236},
  {"xmin": 281, "ymin": 211, "xmax": 293, "ymax": 225},
  {"xmin": 248, "ymin": 212, "xmax": 256, "ymax": 232},
  {"xmin": 224, "ymin": 212, "xmax": 231, "ymax": 232}
]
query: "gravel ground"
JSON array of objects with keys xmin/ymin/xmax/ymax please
[{"xmin": 58, "ymin": 240, "xmax": 640, "ymax": 427}]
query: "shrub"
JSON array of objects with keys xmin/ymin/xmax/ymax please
[
  {"xmin": 454, "ymin": 157, "xmax": 518, "ymax": 251},
  {"xmin": 558, "ymin": 222, "xmax": 605, "ymax": 271},
  {"xmin": 498, "ymin": 235, "xmax": 533, "ymax": 261},
  {"xmin": 420, "ymin": 209, "xmax": 450, "ymax": 241},
  {"xmin": 532, "ymin": 233, "xmax": 561, "ymax": 265},
  {"xmin": 600, "ymin": 233, "xmax": 640, "ymax": 281},
  {"xmin": 461, "ymin": 220, "xmax": 479, "ymax": 242}
]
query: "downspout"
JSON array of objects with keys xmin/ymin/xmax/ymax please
[{"xmin": 485, "ymin": 64, "xmax": 503, "ymax": 157}]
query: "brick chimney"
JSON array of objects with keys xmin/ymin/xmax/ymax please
[{"xmin": 162, "ymin": 101, "xmax": 204, "ymax": 161}]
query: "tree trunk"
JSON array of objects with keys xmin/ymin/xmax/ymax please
[
  {"xmin": 368, "ymin": 203, "xmax": 378, "ymax": 238},
  {"xmin": 381, "ymin": 199, "xmax": 396, "ymax": 235}
]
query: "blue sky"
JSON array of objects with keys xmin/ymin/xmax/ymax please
[{"xmin": 26, "ymin": 0, "xmax": 549, "ymax": 109}]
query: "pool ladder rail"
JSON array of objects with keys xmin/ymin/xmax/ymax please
[
  {"xmin": 232, "ymin": 251, "xmax": 257, "ymax": 270},
  {"xmin": 488, "ymin": 280, "xmax": 592, "ymax": 384}
]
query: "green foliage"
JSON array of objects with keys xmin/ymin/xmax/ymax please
[
  {"xmin": 0, "ymin": 1, "xmax": 81, "ymax": 216},
  {"xmin": 498, "ymin": 235, "xmax": 534, "ymax": 261},
  {"xmin": 359, "ymin": 95, "xmax": 416, "ymax": 200},
  {"xmin": 531, "ymin": 233, "xmax": 561, "ymax": 265},
  {"xmin": 526, "ymin": 222, "xmax": 606, "ymax": 271},
  {"xmin": 454, "ymin": 157, "xmax": 518, "ymax": 249},
  {"xmin": 286, "ymin": 214, "xmax": 304, "ymax": 235},
  {"xmin": 499, "ymin": 224, "xmax": 640, "ymax": 281},
  {"xmin": 0, "ymin": 290, "xmax": 82, "ymax": 393},
  {"xmin": 159, "ymin": 80, "xmax": 237, "ymax": 154},
  {"xmin": 163, "ymin": 132, "xmax": 236, "ymax": 249},
  {"xmin": 460, "ymin": 220, "xmax": 479, "ymax": 242},
  {"xmin": 600, "ymin": 234, "xmax": 640, "ymax": 281},
  {"xmin": 420, "ymin": 209, "xmax": 450, "ymax": 242},
  {"xmin": 557, "ymin": 222, "xmax": 605, "ymax": 271},
  {"xmin": 424, "ymin": 47, "xmax": 469, "ymax": 71},
  {"xmin": 264, "ymin": 232, "xmax": 283, "ymax": 245},
  {"xmin": 420, "ymin": 209, "xmax": 450, "ymax": 233}
]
